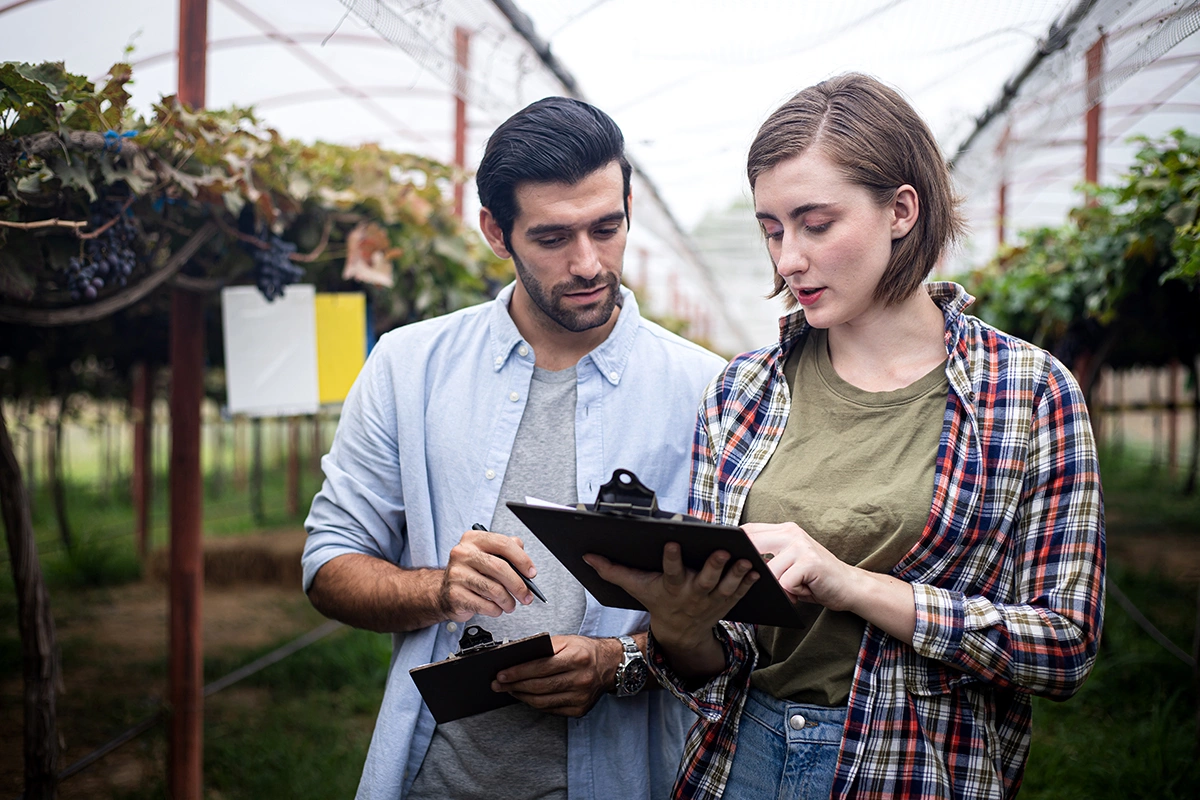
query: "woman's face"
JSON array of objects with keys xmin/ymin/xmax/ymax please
[{"xmin": 754, "ymin": 148, "xmax": 916, "ymax": 331}]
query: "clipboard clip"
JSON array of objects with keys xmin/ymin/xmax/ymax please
[
  {"xmin": 455, "ymin": 624, "xmax": 501, "ymax": 657},
  {"xmin": 592, "ymin": 469, "xmax": 659, "ymax": 517}
]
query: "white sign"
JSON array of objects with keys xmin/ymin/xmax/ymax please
[{"xmin": 220, "ymin": 285, "xmax": 319, "ymax": 417}]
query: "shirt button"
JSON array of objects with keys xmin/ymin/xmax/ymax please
[
  {"xmin": 609, "ymin": 371, "xmax": 619, "ymax": 381},
  {"xmin": 518, "ymin": 345, "xmax": 529, "ymax": 356},
  {"xmin": 446, "ymin": 622, "xmax": 458, "ymax": 632},
  {"xmin": 509, "ymin": 391, "xmax": 519, "ymax": 402},
  {"xmin": 494, "ymin": 356, "xmax": 503, "ymax": 366},
  {"xmin": 486, "ymin": 469, "xmax": 496, "ymax": 480},
  {"xmin": 788, "ymin": 714, "xmax": 806, "ymax": 730}
]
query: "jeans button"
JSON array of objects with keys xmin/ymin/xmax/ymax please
[{"xmin": 789, "ymin": 714, "xmax": 806, "ymax": 730}]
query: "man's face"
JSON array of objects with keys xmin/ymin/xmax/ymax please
[{"xmin": 484, "ymin": 161, "xmax": 628, "ymax": 334}]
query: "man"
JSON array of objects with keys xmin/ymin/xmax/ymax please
[{"xmin": 302, "ymin": 97, "xmax": 726, "ymax": 800}]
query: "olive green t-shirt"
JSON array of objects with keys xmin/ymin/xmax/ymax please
[{"xmin": 742, "ymin": 327, "xmax": 947, "ymax": 707}]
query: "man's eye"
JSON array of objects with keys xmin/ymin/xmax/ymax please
[
  {"xmin": 538, "ymin": 236, "xmax": 566, "ymax": 247},
  {"xmin": 595, "ymin": 227, "xmax": 619, "ymax": 238}
]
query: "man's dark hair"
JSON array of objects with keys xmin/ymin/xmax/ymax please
[{"xmin": 477, "ymin": 96, "xmax": 632, "ymax": 250}]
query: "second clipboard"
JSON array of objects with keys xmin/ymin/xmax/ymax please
[{"xmin": 506, "ymin": 502, "xmax": 808, "ymax": 628}]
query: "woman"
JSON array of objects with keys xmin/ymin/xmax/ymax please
[{"xmin": 586, "ymin": 73, "xmax": 1105, "ymax": 800}]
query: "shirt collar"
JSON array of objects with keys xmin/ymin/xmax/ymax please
[
  {"xmin": 773, "ymin": 280, "xmax": 976, "ymax": 355},
  {"xmin": 488, "ymin": 282, "xmax": 641, "ymax": 385}
]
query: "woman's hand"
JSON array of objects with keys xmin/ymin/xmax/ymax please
[
  {"xmin": 743, "ymin": 522, "xmax": 916, "ymax": 643},
  {"xmin": 742, "ymin": 522, "xmax": 859, "ymax": 610},
  {"xmin": 584, "ymin": 544, "xmax": 758, "ymax": 676}
]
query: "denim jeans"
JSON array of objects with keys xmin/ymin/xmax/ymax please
[{"xmin": 722, "ymin": 687, "xmax": 846, "ymax": 800}]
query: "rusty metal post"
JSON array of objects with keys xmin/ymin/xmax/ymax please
[
  {"xmin": 170, "ymin": 1, "xmax": 208, "ymax": 797},
  {"xmin": 1085, "ymin": 35, "xmax": 1106, "ymax": 189},
  {"xmin": 453, "ymin": 26, "xmax": 470, "ymax": 219}
]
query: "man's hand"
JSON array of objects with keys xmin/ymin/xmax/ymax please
[
  {"xmin": 439, "ymin": 528, "xmax": 540, "ymax": 622},
  {"xmin": 491, "ymin": 635, "xmax": 622, "ymax": 717}
]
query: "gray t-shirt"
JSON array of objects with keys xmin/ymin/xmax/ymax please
[{"xmin": 409, "ymin": 365, "xmax": 587, "ymax": 800}]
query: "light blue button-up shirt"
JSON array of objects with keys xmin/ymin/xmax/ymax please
[{"xmin": 303, "ymin": 283, "xmax": 726, "ymax": 800}]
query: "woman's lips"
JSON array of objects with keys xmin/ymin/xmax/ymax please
[{"xmin": 794, "ymin": 287, "xmax": 825, "ymax": 306}]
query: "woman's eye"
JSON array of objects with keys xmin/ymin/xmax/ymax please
[
  {"xmin": 761, "ymin": 225, "xmax": 783, "ymax": 241},
  {"xmin": 805, "ymin": 222, "xmax": 831, "ymax": 234}
]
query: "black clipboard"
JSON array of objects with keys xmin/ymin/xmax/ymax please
[
  {"xmin": 409, "ymin": 625, "xmax": 555, "ymax": 724},
  {"xmin": 507, "ymin": 470, "xmax": 807, "ymax": 629}
]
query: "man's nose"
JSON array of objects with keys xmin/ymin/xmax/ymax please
[{"xmin": 569, "ymin": 237, "xmax": 604, "ymax": 281}]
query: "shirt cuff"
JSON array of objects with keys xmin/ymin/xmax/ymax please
[
  {"xmin": 646, "ymin": 621, "xmax": 756, "ymax": 723},
  {"xmin": 911, "ymin": 583, "xmax": 966, "ymax": 662}
]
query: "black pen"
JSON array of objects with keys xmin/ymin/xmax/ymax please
[{"xmin": 471, "ymin": 523, "xmax": 547, "ymax": 603}]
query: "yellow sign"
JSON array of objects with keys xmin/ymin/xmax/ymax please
[{"xmin": 315, "ymin": 293, "xmax": 367, "ymax": 405}]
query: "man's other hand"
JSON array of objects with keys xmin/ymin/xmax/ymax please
[{"xmin": 490, "ymin": 635, "xmax": 621, "ymax": 717}]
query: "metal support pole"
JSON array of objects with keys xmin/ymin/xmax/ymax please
[
  {"xmin": 453, "ymin": 26, "xmax": 470, "ymax": 219},
  {"xmin": 170, "ymin": 1, "xmax": 208, "ymax": 797},
  {"xmin": 1085, "ymin": 35, "xmax": 1106, "ymax": 188}
]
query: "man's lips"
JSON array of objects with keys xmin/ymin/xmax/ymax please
[{"xmin": 563, "ymin": 285, "xmax": 608, "ymax": 303}]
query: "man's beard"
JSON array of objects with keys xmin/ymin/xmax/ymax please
[{"xmin": 513, "ymin": 252, "xmax": 623, "ymax": 333}]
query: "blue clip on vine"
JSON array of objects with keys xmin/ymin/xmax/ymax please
[{"xmin": 102, "ymin": 129, "xmax": 137, "ymax": 152}]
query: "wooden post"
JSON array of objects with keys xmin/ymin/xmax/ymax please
[
  {"xmin": 287, "ymin": 416, "xmax": 300, "ymax": 517},
  {"xmin": 311, "ymin": 413, "xmax": 323, "ymax": 479},
  {"xmin": 997, "ymin": 125, "xmax": 1010, "ymax": 248},
  {"xmin": 453, "ymin": 26, "xmax": 470, "ymax": 219},
  {"xmin": 251, "ymin": 417, "xmax": 264, "ymax": 525},
  {"xmin": 0, "ymin": 408, "xmax": 61, "ymax": 799},
  {"xmin": 1084, "ymin": 35, "xmax": 1106, "ymax": 191},
  {"xmin": 233, "ymin": 415, "xmax": 246, "ymax": 490},
  {"xmin": 170, "ymin": 1, "xmax": 208, "ymax": 797},
  {"xmin": 1168, "ymin": 359, "xmax": 1180, "ymax": 479},
  {"xmin": 131, "ymin": 362, "xmax": 153, "ymax": 561}
]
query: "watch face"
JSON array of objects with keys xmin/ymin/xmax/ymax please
[{"xmin": 619, "ymin": 658, "xmax": 649, "ymax": 694}]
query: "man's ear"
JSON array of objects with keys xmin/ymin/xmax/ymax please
[
  {"xmin": 890, "ymin": 185, "xmax": 919, "ymax": 240},
  {"xmin": 625, "ymin": 190, "xmax": 633, "ymax": 231},
  {"xmin": 479, "ymin": 207, "xmax": 512, "ymax": 259}
]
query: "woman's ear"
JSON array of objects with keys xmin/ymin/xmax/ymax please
[{"xmin": 890, "ymin": 185, "xmax": 919, "ymax": 240}]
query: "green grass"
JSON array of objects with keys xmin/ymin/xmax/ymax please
[
  {"xmin": 1019, "ymin": 445, "xmax": 1200, "ymax": 799},
  {"xmin": 1022, "ymin": 563, "xmax": 1199, "ymax": 799},
  {"xmin": 107, "ymin": 627, "xmax": 392, "ymax": 800}
]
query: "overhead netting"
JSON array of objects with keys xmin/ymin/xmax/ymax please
[
  {"xmin": 948, "ymin": 0, "xmax": 1200, "ymax": 270},
  {"xmin": 338, "ymin": 0, "xmax": 752, "ymax": 351}
]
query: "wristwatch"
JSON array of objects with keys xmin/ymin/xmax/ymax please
[{"xmin": 612, "ymin": 635, "xmax": 649, "ymax": 697}]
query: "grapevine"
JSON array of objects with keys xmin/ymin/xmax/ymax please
[
  {"xmin": 61, "ymin": 198, "xmax": 139, "ymax": 302},
  {"xmin": 249, "ymin": 234, "xmax": 304, "ymax": 302}
]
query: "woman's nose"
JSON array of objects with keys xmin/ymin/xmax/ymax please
[{"xmin": 774, "ymin": 236, "xmax": 808, "ymax": 276}]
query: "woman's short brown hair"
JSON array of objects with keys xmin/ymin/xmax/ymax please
[{"xmin": 748, "ymin": 73, "xmax": 965, "ymax": 306}]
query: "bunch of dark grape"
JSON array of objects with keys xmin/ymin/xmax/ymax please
[
  {"xmin": 64, "ymin": 199, "xmax": 139, "ymax": 302},
  {"xmin": 251, "ymin": 234, "xmax": 305, "ymax": 302}
]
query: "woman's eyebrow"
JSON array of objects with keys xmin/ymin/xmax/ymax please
[{"xmin": 755, "ymin": 202, "xmax": 833, "ymax": 222}]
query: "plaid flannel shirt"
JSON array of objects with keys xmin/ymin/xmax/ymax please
[{"xmin": 646, "ymin": 282, "xmax": 1106, "ymax": 800}]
